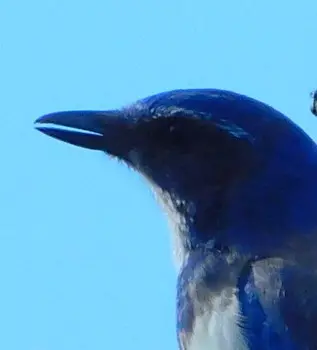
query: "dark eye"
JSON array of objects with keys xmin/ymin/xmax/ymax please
[
  {"xmin": 138, "ymin": 117, "xmax": 182, "ymax": 146},
  {"xmin": 154, "ymin": 118, "xmax": 196, "ymax": 151}
]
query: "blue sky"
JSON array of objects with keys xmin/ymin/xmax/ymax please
[{"xmin": 1, "ymin": 1, "xmax": 317, "ymax": 349}]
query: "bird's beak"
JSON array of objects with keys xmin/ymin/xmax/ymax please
[{"xmin": 34, "ymin": 110, "xmax": 134, "ymax": 158}]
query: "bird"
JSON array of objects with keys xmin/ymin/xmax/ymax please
[{"xmin": 35, "ymin": 89, "xmax": 317, "ymax": 350}]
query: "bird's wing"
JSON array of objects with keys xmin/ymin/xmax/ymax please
[
  {"xmin": 278, "ymin": 262, "xmax": 317, "ymax": 348},
  {"xmin": 245, "ymin": 257, "xmax": 317, "ymax": 349}
]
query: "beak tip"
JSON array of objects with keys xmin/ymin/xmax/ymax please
[
  {"xmin": 34, "ymin": 111, "xmax": 63, "ymax": 125},
  {"xmin": 34, "ymin": 115, "xmax": 44, "ymax": 126}
]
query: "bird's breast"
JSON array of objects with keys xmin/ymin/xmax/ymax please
[{"xmin": 185, "ymin": 292, "xmax": 248, "ymax": 350}]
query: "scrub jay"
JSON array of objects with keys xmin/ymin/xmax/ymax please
[{"xmin": 35, "ymin": 89, "xmax": 317, "ymax": 350}]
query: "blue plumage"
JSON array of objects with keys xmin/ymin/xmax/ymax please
[{"xmin": 35, "ymin": 89, "xmax": 317, "ymax": 349}]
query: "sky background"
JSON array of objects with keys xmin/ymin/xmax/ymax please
[{"xmin": 1, "ymin": 1, "xmax": 317, "ymax": 349}]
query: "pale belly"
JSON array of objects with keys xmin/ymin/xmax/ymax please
[{"xmin": 187, "ymin": 294, "xmax": 248, "ymax": 350}]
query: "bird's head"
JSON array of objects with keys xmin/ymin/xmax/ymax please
[{"xmin": 35, "ymin": 89, "xmax": 317, "ymax": 263}]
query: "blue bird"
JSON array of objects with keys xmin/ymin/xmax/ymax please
[{"xmin": 35, "ymin": 89, "xmax": 317, "ymax": 350}]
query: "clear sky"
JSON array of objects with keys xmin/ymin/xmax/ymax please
[{"xmin": 1, "ymin": 1, "xmax": 317, "ymax": 349}]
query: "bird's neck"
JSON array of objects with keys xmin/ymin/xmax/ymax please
[{"xmin": 153, "ymin": 162, "xmax": 317, "ymax": 268}]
